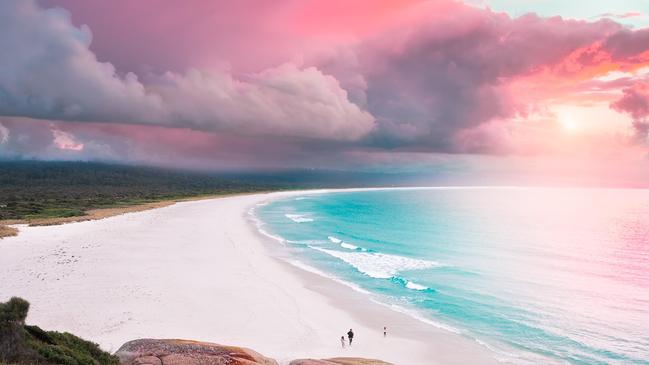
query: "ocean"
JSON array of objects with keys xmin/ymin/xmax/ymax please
[{"xmin": 253, "ymin": 188, "xmax": 649, "ymax": 365}]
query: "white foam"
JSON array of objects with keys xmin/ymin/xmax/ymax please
[
  {"xmin": 405, "ymin": 281, "xmax": 428, "ymax": 291},
  {"xmin": 257, "ymin": 227, "xmax": 286, "ymax": 245},
  {"xmin": 285, "ymin": 214, "xmax": 314, "ymax": 223},
  {"xmin": 327, "ymin": 236, "xmax": 342, "ymax": 243},
  {"xmin": 311, "ymin": 247, "xmax": 443, "ymax": 279},
  {"xmin": 473, "ymin": 338, "xmax": 544, "ymax": 365},
  {"xmin": 248, "ymin": 207, "xmax": 286, "ymax": 245},
  {"xmin": 374, "ymin": 300, "xmax": 462, "ymax": 334},
  {"xmin": 290, "ymin": 239, "xmax": 327, "ymax": 246},
  {"xmin": 340, "ymin": 242, "xmax": 359, "ymax": 250},
  {"xmin": 329, "ymin": 236, "xmax": 366, "ymax": 250},
  {"xmin": 285, "ymin": 259, "xmax": 371, "ymax": 294}
]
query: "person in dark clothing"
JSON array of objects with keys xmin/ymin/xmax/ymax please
[{"xmin": 347, "ymin": 329, "xmax": 354, "ymax": 345}]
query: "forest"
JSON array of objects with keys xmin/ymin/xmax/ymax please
[{"xmin": 0, "ymin": 160, "xmax": 407, "ymax": 220}]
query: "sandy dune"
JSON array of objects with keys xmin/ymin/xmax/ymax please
[{"xmin": 0, "ymin": 192, "xmax": 499, "ymax": 365}]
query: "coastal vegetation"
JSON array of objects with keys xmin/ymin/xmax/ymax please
[
  {"xmin": 0, "ymin": 161, "xmax": 276, "ymax": 223},
  {"xmin": 0, "ymin": 297, "xmax": 118, "ymax": 365},
  {"xmin": 0, "ymin": 160, "xmax": 408, "ymax": 228},
  {"xmin": 0, "ymin": 298, "xmax": 390, "ymax": 365},
  {"xmin": 0, "ymin": 225, "xmax": 17, "ymax": 238}
]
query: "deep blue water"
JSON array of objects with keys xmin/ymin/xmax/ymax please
[{"xmin": 254, "ymin": 188, "xmax": 649, "ymax": 365}]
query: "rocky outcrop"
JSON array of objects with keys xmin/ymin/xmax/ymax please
[
  {"xmin": 289, "ymin": 358, "xmax": 393, "ymax": 365},
  {"xmin": 115, "ymin": 339, "xmax": 393, "ymax": 365},
  {"xmin": 115, "ymin": 339, "xmax": 278, "ymax": 365}
]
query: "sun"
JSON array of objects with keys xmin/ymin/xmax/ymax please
[{"xmin": 559, "ymin": 116, "xmax": 579, "ymax": 132}]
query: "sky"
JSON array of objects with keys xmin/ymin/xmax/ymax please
[{"xmin": 1, "ymin": 0, "xmax": 649, "ymax": 186}]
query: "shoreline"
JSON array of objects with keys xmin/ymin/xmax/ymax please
[
  {"xmin": 248, "ymin": 190, "xmax": 505, "ymax": 364},
  {"xmin": 0, "ymin": 190, "xmax": 502, "ymax": 365},
  {"xmin": 3, "ymin": 184, "xmax": 640, "ymax": 238}
]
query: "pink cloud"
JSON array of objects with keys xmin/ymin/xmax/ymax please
[
  {"xmin": 0, "ymin": 116, "xmax": 377, "ymax": 170},
  {"xmin": 39, "ymin": 0, "xmax": 432, "ymax": 74},
  {"xmin": 612, "ymin": 83, "xmax": 649, "ymax": 120},
  {"xmin": 598, "ymin": 12, "xmax": 643, "ymax": 19},
  {"xmin": 0, "ymin": 1, "xmax": 373, "ymax": 141},
  {"xmin": 53, "ymin": 129, "xmax": 84, "ymax": 151},
  {"xmin": 2, "ymin": 0, "xmax": 649, "ymax": 171},
  {"xmin": 604, "ymin": 28, "xmax": 649, "ymax": 59},
  {"xmin": 151, "ymin": 64, "xmax": 374, "ymax": 140},
  {"xmin": 611, "ymin": 82, "xmax": 649, "ymax": 141},
  {"xmin": 323, "ymin": 2, "xmax": 629, "ymax": 151},
  {"xmin": 40, "ymin": 0, "xmax": 298, "ymax": 73}
]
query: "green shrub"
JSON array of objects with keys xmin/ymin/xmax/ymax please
[
  {"xmin": 0, "ymin": 298, "xmax": 29, "ymax": 324},
  {"xmin": 0, "ymin": 297, "xmax": 30, "ymax": 363},
  {"xmin": 24, "ymin": 328, "xmax": 119, "ymax": 365},
  {"xmin": 0, "ymin": 297, "xmax": 118, "ymax": 365}
]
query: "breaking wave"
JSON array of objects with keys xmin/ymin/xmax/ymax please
[
  {"xmin": 310, "ymin": 246, "xmax": 444, "ymax": 279},
  {"xmin": 285, "ymin": 213, "xmax": 314, "ymax": 223}
]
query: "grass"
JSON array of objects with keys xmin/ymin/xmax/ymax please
[
  {"xmin": 24, "ymin": 326, "xmax": 119, "ymax": 365},
  {"xmin": 0, "ymin": 225, "xmax": 18, "ymax": 239},
  {"xmin": 25, "ymin": 208, "xmax": 86, "ymax": 219},
  {"xmin": 22, "ymin": 199, "xmax": 179, "ymax": 226}
]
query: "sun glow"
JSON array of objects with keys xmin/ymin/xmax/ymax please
[
  {"xmin": 559, "ymin": 116, "xmax": 579, "ymax": 132},
  {"xmin": 552, "ymin": 104, "xmax": 631, "ymax": 135}
]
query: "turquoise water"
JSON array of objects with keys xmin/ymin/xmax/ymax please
[{"xmin": 254, "ymin": 188, "xmax": 649, "ymax": 365}]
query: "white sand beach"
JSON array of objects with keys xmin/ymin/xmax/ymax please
[{"xmin": 0, "ymin": 192, "xmax": 501, "ymax": 365}]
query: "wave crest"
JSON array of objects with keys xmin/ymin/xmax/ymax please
[
  {"xmin": 285, "ymin": 213, "xmax": 314, "ymax": 223},
  {"xmin": 328, "ymin": 236, "xmax": 342, "ymax": 243},
  {"xmin": 390, "ymin": 277, "xmax": 431, "ymax": 291},
  {"xmin": 311, "ymin": 247, "xmax": 443, "ymax": 279},
  {"xmin": 340, "ymin": 242, "xmax": 360, "ymax": 250}
]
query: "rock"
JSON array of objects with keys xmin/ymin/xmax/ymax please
[
  {"xmin": 132, "ymin": 355, "xmax": 162, "ymax": 365},
  {"xmin": 289, "ymin": 358, "xmax": 393, "ymax": 365},
  {"xmin": 115, "ymin": 339, "xmax": 278, "ymax": 365},
  {"xmin": 327, "ymin": 359, "xmax": 393, "ymax": 365}
]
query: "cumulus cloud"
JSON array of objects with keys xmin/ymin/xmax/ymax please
[
  {"xmin": 0, "ymin": 1, "xmax": 164, "ymax": 122},
  {"xmin": 0, "ymin": 0, "xmax": 374, "ymax": 141},
  {"xmin": 603, "ymin": 28, "xmax": 649, "ymax": 59},
  {"xmin": 2, "ymin": 0, "xmax": 649, "ymax": 163},
  {"xmin": 611, "ymin": 82, "xmax": 649, "ymax": 141},
  {"xmin": 320, "ymin": 2, "xmax": 628, "ymax": 151},
  {"xmin": 151, "ymin": 64, "xmax": 374, "ymax": 140},
  {"xmin": 0, "ymin": 117, "xmax": 372, "ymax": 170},
  {"xmin": 0, "ymin": 118, "xmax": 57, "ymax": 158}
]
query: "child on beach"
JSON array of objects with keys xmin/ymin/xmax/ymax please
[
  {"xmin": 383, "ymin": 326, "xmax": 387, "ymax": 337},
  {"xmin": 340, "ymin": 336, "xmax": 346, "ymax": 348}
]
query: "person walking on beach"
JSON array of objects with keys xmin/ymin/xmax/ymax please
[
  {"xmin": 340, "ymin": 336, "xmax": 346, "ymax": 348},
  {"xmin": 383, "ymin": 326, "xmax": 387, "ymax": 337},
  {"xmin": 347, "ymin": 329, "xmax": 354, "ymax": 346}
]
